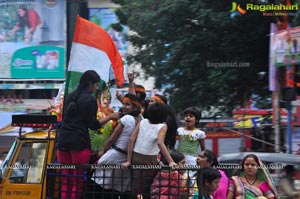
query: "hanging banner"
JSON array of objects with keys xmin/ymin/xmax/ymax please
[
  {"xmin": 0, "ymin": 0, "xmax": 66, "ymax": 79},
  {"xmin": 272, "ymin": 26, "xmax": 300, "ymax": 67}
]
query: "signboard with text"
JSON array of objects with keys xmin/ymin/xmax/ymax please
[{"xmin": 0, "ymin": 0, "xmax": 66, "ymax": 79}]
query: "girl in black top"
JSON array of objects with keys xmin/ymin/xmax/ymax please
[{"xmin": 57, "ymin": 70, "xmax": 120, "ymax": 199}]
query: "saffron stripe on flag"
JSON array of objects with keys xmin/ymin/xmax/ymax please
[{"xmin": 72, "ymin": 16, "xmax": 124, "ymax": 86}]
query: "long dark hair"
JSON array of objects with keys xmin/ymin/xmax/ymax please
[
  {"xmin": 147, "ymin": 102, "xmax": 167, "ymax": 124},
  {"xmin": 164, "ymin": 106, "xmax": 178, "ymax": 149},
  {"xmin": 241, "ymin": 154, "xmax": 260, "ymax": 171},
  {"xmin": 18, "ymin": 6, "xmax": 29, "ymax": 28},
  {"xmin": 67, "ymin": 70, "xmax": 100, "ymax": 114},
  {"xmin": 233, "ymin": 153, "xmax": 260, "ymax": 176},
  {"xmin": 203, "ymin": 150, "xmax": 219, "ymax": 167},
  {"xmin": 149, "ymin": 94, "xmax": 178, "ymax": 149},
  {"xmin": 197, "ymin": 167, "xmax": 221, "ymax": 199}
]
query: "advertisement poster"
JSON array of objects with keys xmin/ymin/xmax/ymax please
[
  {"xmin": 0, "ymin": 0, "xmax": 66, "ymax": 79},
  {"xmin": 272, "ymin": 26, "xmax": 300, "ymax": 67},
  {"xmin": 89, "ymin": 8, "xmax": 128, "ymax": 80},
  {"xmin": 233, "ymin": 110, "xmax": 272, "ymax": 129},
  {"xmin": 269, "ymin": 23, "xmax": 278, "ymax": 91}
]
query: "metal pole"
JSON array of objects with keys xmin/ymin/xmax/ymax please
[
  {"xmin": 287, "ymin": 106, "xmax": 292, "ymax": 154},
  {"xmin": 285, "ymin": 64, "xmax": 295, "ymax": 154},
  {"xmin": 274, "ymin": 83, "xmax": 281, "ymax": 153},
  {"xmin": 270, "ymin": 23, "xmax": 281, "ymax": 153}
]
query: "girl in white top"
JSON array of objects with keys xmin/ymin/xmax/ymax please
[
  {"xmin": 122, "ymin": 102, "xmax": 176, "ymax": 198},
  {"xmin": 176, "ymin": 106, "xmax": 206, "ymax": 165},
  {"xmin": 93, "ymin": 93, "xmax": 142, "ymax": 194}
]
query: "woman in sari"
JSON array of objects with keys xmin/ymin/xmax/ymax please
[{"xmin": 227, "ymin": 154, "xmax": 278, "ymax": 199}]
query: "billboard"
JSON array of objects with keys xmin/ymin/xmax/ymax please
[
  {"xmin": 233, "ymin": 110, "xmax": 272, "ymax": 129},
  {"xmin": 0, "ymin": 0, "xmax": 66, "ymax": 79},
  {"xmin": 272, "ymin": 26, "xmax": 300, "ymax": 67}
]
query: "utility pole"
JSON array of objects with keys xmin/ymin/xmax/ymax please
[
  {"xmin": 66, "ymin": 1, "xmax": 88, "ymax": 65},
  {"xmin": 274, "ymin": 84, "xmax": 281, "ymax": 153},
  {"xmin": 270, "ymin": 23, "xmax": 281, "ymax": 153}
]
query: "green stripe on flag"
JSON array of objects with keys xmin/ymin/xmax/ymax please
[
  {"xmin": 64, "ymin": 71, "xmax": 107, "ymax": 97},
  {"xmin": 64, "ymin": 71, "xmax": 82, "ymax": 96}
]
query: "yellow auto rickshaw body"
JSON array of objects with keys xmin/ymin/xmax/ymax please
[{"xmin": 0, "ymin": 115, "xmax": 57, "ymax": 199}]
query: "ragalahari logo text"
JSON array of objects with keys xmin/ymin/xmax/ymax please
[
  {"xmin": 230, "ymin": 2, "xmax": 247, "ymax": 15},
  {"xmin": 230, "ymin": 1, "xmax": 298, "ymax": 17}
]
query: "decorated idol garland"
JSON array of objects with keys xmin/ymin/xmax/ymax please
[{"xmin": 90, "ymin": 85, "xmax": 118, "ymax": 152}]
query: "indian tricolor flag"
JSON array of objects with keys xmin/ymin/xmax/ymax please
[{"xmin": 65, "ymin": 16, "xmax": 124, "ymax": 94}]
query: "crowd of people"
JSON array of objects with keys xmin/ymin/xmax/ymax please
[{"xmin": 54, "ymin": 70, "xmax": 298, "ymax": 199}]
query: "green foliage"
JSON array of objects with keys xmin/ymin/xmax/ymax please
[
  {"xmin": 291, "ymin": 0, "xmax": 300, "ymax": 26},
  {"xmin": 89, "ymin": 122, "xmax": 113, "ymax": 152},
  {"xmin": 0, "ymin": 5, "xmax": 23, "ymax": 42},
  {"xmin": 112, "ymin": 0, "xmax": 275, "ymax": 115}
]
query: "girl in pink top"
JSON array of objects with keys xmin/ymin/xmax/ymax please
[
  {"xmin": 194, "ymin": 150, "xmax": 228, "ymax": 199},
  {"xmin": 151, "ymin": 150, "xmax": 188, "ymax": 199}
]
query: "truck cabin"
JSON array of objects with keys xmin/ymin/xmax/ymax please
[{"xmin": 0, "ymin": 114, "xmax": 57, "ymax": 199}]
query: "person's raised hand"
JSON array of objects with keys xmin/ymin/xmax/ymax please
[
  {"xmin": 116, "ymin": 90, "xmax": 122, "ymax": 100},
  {"xmin": 128, "ymin": 72, "xmax": 134, "ymax": 84}
]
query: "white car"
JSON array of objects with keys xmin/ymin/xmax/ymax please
[{"xmin": 218, "ymin": 152, "xmax": 300, "ymax": 165}]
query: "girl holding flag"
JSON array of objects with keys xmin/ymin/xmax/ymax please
[{"xmin": 57, "ymin": 70, "xmax": 120, "ymax": 199}]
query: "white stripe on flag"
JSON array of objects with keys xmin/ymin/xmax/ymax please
[{"xmin": 68, "ymin": 42, "xmax": 111, "ymax": 82}]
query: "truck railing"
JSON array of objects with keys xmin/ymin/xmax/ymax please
[
  {"xmin": 11, "ymin": 114, "xmax": 57, "ymax": 137},
  {"xmin": 46, "ymin": 163, "xmax": 202, "ymax": 199}
]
